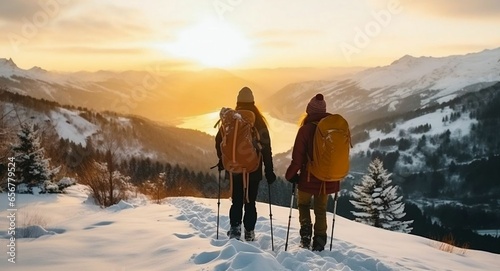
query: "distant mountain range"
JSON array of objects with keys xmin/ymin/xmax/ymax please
[
  {"xmin": 266, "ymin": 48, "xmax": 500, "ymax": 125},
  {"xmin": 0, "ymin": 60, "xmax": 257, "ymax": 122},
  {"xmin": 0, "ymin": 59, "xmax": 358, "ymax": 123}
]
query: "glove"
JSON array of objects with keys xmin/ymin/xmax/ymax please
[
  {"xmin": 217, "ymin": 159, "xmax": 224, "ymax": 171},
  {"xmin": 289, "ymin": 173, "xmax": 300, "ymax": 184},
  {"xmin": 265, "ymin": 170, "xmax": 276, "ymax": 185}
]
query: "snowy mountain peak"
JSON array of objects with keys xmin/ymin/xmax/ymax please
[
  {"xmin": 29, "ymin": 66, "xmax": 48, "ymax": 73},
  {"xmin": 0, "ymin": 58, "xmax": 18, "ymax": 69},
  {"xmin": 268, "ymin": 47, "xmax": 500, "ymax": 124},
  {"xmin": 390, "ymin": 54, "xmax": 418, "ymax": 65}
]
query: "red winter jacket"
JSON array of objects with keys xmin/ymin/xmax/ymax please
[{"xmin": 285, "ymin": 113, "xmax": 340, "ymax": 195}]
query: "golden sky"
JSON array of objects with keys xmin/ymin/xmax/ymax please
[{"xmin": 1, "ymin": 0, "xmax": 499, "ymax": 72}]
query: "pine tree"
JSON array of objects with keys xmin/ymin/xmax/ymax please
[
  {"xmin": 350, "ymin": 158, "xmax": 413, "ymax": 233},
  {"xmin": 12, "ymin": 123, "xmax": 55, "ymax": 193}
]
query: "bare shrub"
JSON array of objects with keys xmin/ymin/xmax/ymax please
[
  {"xmin": 138, "ymin": 172, "xmax": 169, "ymax": 204},
  {"xmin": 20, "ymin": 209, "xmax": 48, "ymax": 228},
  {"xmin": 18, "ymin": 209, "xmax": 51, "ymax": 238},
  {"xmin": 77, "ymin": 160, "xmax": 131, "ymax": 207},
  {"xmin": 433, "ymin": 234, "xmax": 468, "ymax": 255}
]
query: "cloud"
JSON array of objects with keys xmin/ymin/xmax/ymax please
[
  {"xmin": 52, "ymin": 17, "xmax": 153, "ymax": 44},
  {"xmin": 403, "ymin": 0, "xmax": 500, "ymax": 18},
  {"xmin": 252, "ymin": 29, "xmax": 322, "ymax": 39},
  {"xmin": 35, "ymin": 46, "xmax": 149, "ymax": 55},
  {"xmin": 0, "ymin": 0, "xmax": 45, "ymax": 21},
  {"xmin": 0, "ymin": 1, "xmax": 181, "ymax": 46},
  {"xmin": 251, "ymin": 29, "xmax": 322, "ymax": 49},
  {"xmin": 0, "ymin": 0, "xmax": 81, "ymax": 21},
  {"xmin": 257, "ymin": 40, "xmax": 295, "ymax": 49},
  {"xmin": 151, "ymin": 59, "xmax": 198, "ymax": 70}
]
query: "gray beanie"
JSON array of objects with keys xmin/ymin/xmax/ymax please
[{"xmin": 237, "ymin": 87, "xmax": 254, "ymax": 103}]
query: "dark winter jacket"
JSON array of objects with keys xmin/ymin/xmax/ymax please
[
  {"xmin": 215, "ymin": 102, "xmax": 274, "ymax": 181},
  {"xmin": 285, "ymin": 113, "xmax": 340, "ymax": 194}
]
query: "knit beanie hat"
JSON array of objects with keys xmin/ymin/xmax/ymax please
[
  {"xmin": 237, "ymin": 87, "xmax": 254, "ymax": 103},
  {"xmin": 306, "ymin": 94, "xmax": 326, "ymax": 114}
]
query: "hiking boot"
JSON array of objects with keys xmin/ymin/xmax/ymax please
[
  {"xmin": 312, "ymin": 235, "xmax": 327, "ymax": 252},
  {"xmin": 299, "ymin": 224, "xmax": 312, "ymax": 249},
  {"xmin": 227, "ymin": 225, "xmax": 241, "ymax": 240},
  {"xmin": 244, "ymin": 229, "xmax": 255, "ymax": 241}
]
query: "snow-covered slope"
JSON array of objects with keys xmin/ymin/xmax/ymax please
[
  {"xmin": 49, "ymin": 108, "xmax": 99, "ymax": 147},
  {"xmin": 354, "ymin": 49, "xmax": 500, "ymax": 97},
  {"xmin": 0, "ymin": 187, "xmax": 498, "ymax": 270},
  {"xmin": 268, "ymin": 48, "xmax": 500, "ymax": 124},
  {"xmin": 0, "ymin": 91, "xmax": 217, "ymax": 171},
  {"xmin": 352, "ymin": 105, "xmax": 477, "ymax": 156}
]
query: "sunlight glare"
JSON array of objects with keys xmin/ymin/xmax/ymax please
[{"xmin": 166, "ymin": 20, "xmax": 250, "ymax": 68}]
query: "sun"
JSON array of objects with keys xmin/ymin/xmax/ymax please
[{"xmin": 167, "ymin": 20, "xmax": 250, "ymax": 68}]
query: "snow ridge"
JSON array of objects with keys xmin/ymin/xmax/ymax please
[{"xmin": 355, "ymin": 48, "xmax": 500, "ymax": 94}]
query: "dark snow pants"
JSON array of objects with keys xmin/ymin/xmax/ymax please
[{"xmin": 229, "ymin": 173, "xmax": 261, "ymax": 231}]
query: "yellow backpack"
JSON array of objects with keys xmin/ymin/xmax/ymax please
[{"xmin": 308, "ymin": 114, "xmax": 351, "ymax": 182}]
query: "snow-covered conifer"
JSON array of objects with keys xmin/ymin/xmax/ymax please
[
  {"xmin": 350, "ymin": 158, "xmax": 413, "ymax": 233},
  {"xmin": 12, "ymin": 123, "xmax": 55, "ymax": 193}
]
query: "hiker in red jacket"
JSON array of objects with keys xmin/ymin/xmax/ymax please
[{"xmin": 285, "ymin": 94, "xmax": 340, "ymax": 251}]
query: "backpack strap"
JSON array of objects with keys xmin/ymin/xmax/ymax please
[
  {"xmin": 232, "ymin": 119, "xmax": 239, "ymax": 164},
  {"xmin": 229, "ymin": 170, "xmax": 250, "ymax": 204},
  {"xmin": 306, "ymin": 121, "xmax": 318, "ymax": 183},
  {"xmin": 306, "ymin": 121, "xmax": 318, "ymax": 163},
  {"xmin": 213, "ymin": 119, "xmax": 221, "ymax": 129},
  {"xmin": 348, "ymin": 129, "xmax": 353, "ymax": 148},
  {"xmin": 251, "ymin": 126, "xmax": 263, "ymax": 153},
  {"xmin": 229, "ymin": 172, "xmax": 233, "ymax": 201},
  {"xmin": 243, "ymin": 170, "xmax": 250, "ymax": 203}
]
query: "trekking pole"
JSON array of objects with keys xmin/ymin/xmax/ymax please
[
  {"xmin": 217, "ymin": 170, "xmax": 222, "ymax": 239},
  {"xmin": 268, "ymin": 183, "xmax": 274, "ymax": 251},
  {"xmin": 330, "ymin": 191, "xmax": 339, "ymax": 251},
  {"xmin": 285, "ymin": 183, "xmax": 296, "ymax": 251},
  {"xmin": 210, "ymin": 164, "xmax": 222, "ymax": 240}
]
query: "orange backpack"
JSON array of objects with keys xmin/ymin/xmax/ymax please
[
  {"xmin": 217, "ymin": 108, "xmax": 262, "ymax": 201},
  {"xmin": 218, "ymin": 107, "xmax": 262, "ymax": 173},
  {"xmin": 308, "ymin": 114, "xmax": 351, "ymax": 182}
]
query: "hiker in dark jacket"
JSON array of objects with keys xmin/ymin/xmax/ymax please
[
  {"xmin": 215, "ymin": 86, "xmax": 276, "ymax": 241},
  {"xmin": 285, "ymin": 93, "xmax": 340, "ymax": 251}
]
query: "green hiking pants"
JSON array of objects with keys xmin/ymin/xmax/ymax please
[{"xmin": 297, "ymin": 190, "xmax": 328, "ymax": 236}]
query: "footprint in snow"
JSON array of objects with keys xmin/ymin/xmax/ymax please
[
  {"xmin": 83, "ymin": 221, "xmax": 114, "ymax": 230},
  {"xmin": 173, "ymin": 233, "xmax": 195, "ymax": 239}
]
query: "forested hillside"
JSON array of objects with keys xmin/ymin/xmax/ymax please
[
  {"xmin": 348, "ymin": 82, "xmax": 500, "ymax": 201},
  {"xmin": 0, "ymin": 88, "xmax": 220, "ymax": 197}
]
